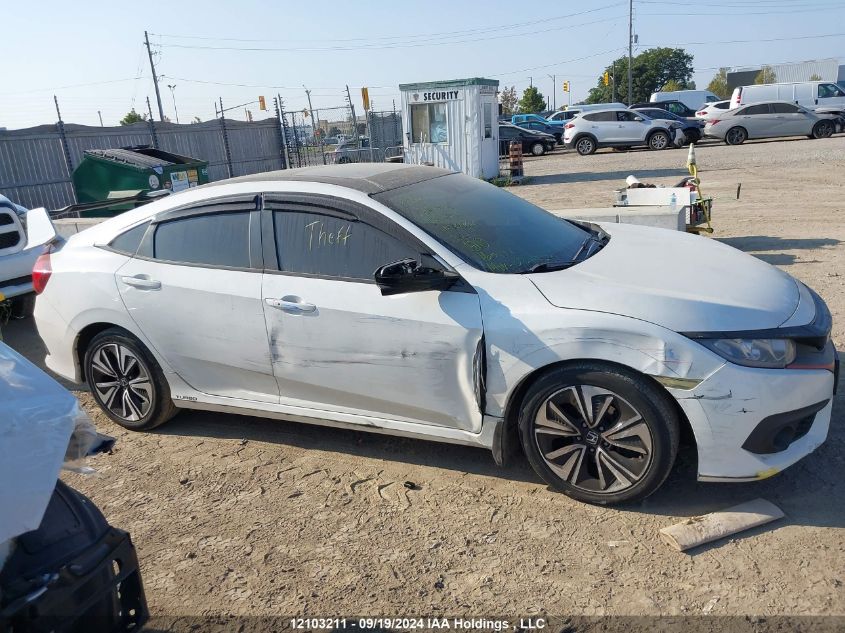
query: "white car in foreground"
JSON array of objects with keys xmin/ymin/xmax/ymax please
[{"xmin": 34, "ymin": 164, "xmax": 838, "ymax": 505}]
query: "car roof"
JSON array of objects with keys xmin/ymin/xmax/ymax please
[{"xmin": 204, "ymin": 163, "xmax": 454, "ymax": 195}]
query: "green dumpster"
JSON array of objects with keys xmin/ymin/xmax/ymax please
[{"xmin": 72, "ymin": 146, "xmax": 209, "ymax": 217}]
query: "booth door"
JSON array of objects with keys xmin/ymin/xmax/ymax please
[{"xmin": 480, "ymin": 99, "xmax": 499, "ymax": 178}]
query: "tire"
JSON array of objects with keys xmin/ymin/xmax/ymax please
[
  {"xmin": 725, "ymin": 126, "xmax": 747, "ymax": 145},
  {"xmin": 518, "ymin": 362, "xmax": 680, "ymax": 505},
  {"xmin": 647, "ymin": 130, "xmax": 671, "ymax": 151},
  {"xmin": 337, "ymin": 156, "xmax": 352, "ymax": 164},
  {"xmin": 574, "ymin": 136, "xmax": 597, "ymax": 156},
  {"xmin": 530, "ymin": 142, "xmax": 546, "ymax": 156},
  {"xmin": 84, "ymin": 328, "xmax": 177, "ymax": 431},
  {"xmin": 812, "ymin": 121, "xmax": 834, "ymax": 139}
]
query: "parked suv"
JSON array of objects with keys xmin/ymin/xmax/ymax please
[
  {"xmin": 514, "ymin": 119, "xmax": 563, "ymax": 144},
  {"xmin": 630, "ymin": 100, "xmax": 697, "ymax": 118},
  {"xmin": 563, "ymin": 109, "xmax": 682, "ymax": 155}
]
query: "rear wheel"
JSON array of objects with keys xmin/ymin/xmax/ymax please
[
  {"xmin": 647, "ymin": 130, "xmax": 670, "ymax": 150},
  {"xmin": 84, "ymin": 328, "xmax": 177, "ymax": 431},
  {"xmin": 575, "ymin": 136, "xmax": 597, "ymax": 156},
  {"xmin": 530, "ymin": 142, "xmax": 546, "ymax": 156},
  {"xmin": 519, "ymin": 362, "xmax": 680, "ymax": 505},
  {"xmin": 725, "ymin": 126, "xmax": 747, "ymax": 145},
  {"xmin": 812, "ymin": 120, "xmax": 834, "ymax": 139}
]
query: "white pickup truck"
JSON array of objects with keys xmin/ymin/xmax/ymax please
[{"xmin": 0, "ymin": 195, "xmax": 56, "ymax": 309}]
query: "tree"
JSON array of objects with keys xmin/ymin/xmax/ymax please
[
  {"xmin": 191, "ymin": 116, "xmax": 202, "ymax": 124},
  {"xmin": 662, "ymin": 79, "xmax": 684, "ymax": 92},
  {"xmin": 517, "ymin": 86, "xmax": 546, "ymax": 113},
  {"xmin": 499, "ymin": 86, "xmax": 518, "ymax": 115},
  {"xmin": 707, "ymin": 68, "xmax": 731, "ymax": 99},
  {"xmin": 586, "ymin": 48, "xmax": 694, "ymax": 105},
  {"xmin": 809, "ymin": 73, "xmax": 823, "ymax": 81},
  {"xmin": 119, "ymin": 109, "xmax": 146, "ymax": 125},
  {"xmin": 328, "ymin": 126, "xmax": 342, "ymax": 137},
  {"xmin": 755, "ymin": 66, "xmax": 777, "ymax": 84}
]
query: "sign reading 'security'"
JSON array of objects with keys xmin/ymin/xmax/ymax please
[{"xmin": 412, "ymin": 90, "xmax": 460, "ymax": 101}]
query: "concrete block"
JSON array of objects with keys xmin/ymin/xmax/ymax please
[
  {"xmin": 551, "ymin": 206, "xmax": 685, "ymax": 232},
  {"xmin": 53, "ymin": 218, "xmax": 106, "ymax": 239}
]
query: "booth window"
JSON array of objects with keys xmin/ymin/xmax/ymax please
[
  {"xmin": 483, "ymin": 103, "xmax": 492, "ymax": 139},
  {"xmin": 411, "ymin": 103, "xmax": 448, "ymax": 143}
]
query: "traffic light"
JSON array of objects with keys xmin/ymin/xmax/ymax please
[
  {"xmin": 361, "ymin": 87, "xmax": 370, "ymax": 111},
  {"xmin": 562, "ymin": 81, "xmax": 570, "ymax": 92},
  {"xmin": 603, "ymin": 71, "xmax": 610, "ymax": 87},
  {"xmin": 258, "ymin": 95, "xmax": 266, "ymax": 110}
]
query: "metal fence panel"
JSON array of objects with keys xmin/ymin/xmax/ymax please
[{"xmin": 0, "ymin": 118, "xmax": 287, "ymax": 210}]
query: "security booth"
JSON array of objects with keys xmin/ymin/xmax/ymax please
[{"xmin": 399, "ymin": 78, "xmax": 500, "ymax": 179}]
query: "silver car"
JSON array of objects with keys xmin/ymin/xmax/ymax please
[{"xmin": 704, "ymin": 101, "xmax": 835, "ymax": 145}]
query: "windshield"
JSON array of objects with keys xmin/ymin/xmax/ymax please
[{"xmin": 373, "ymin": 173, "xmax": 594, "ymax": 274}]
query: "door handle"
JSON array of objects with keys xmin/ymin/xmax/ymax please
[
  {"xmin": 265, "ymin": 297, "xmax": 316, "ymax": 313},
  {"xmin": 120, "ymin": 275, "xmax": 161, "ymax": 290}
]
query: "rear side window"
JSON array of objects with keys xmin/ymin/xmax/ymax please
[
  {"xmin": 583, "ymin": 112, "xmax": 615, "ymax": 122},
  {"xmin": 109, "ymin": 222, "xmax": 149, "ymax": 255},
  {"xmin": 153, "ymin": 212, "xmax": 251, "ymax": 268},
  {"xmin": 771, "ymin": 103, "xmax": 800, "ymax": 114},
  {"xmin": 742, "ymin": 104, "xmax": 770, "ymax": 115},
  {"xmin": 273, "ymin": 210, "xmax": 418, "ymax": 281}
]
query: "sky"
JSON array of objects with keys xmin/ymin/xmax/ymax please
[{"xmin": 1, "ymin": 0, "xmax": 844, "ymax": 129}]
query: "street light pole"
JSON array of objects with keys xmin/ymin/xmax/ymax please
[
  {"xmin": 627, "ymin": 0, "xmax": 633, "ymax": 104},
  {"xmin": 167, "ymin": 84, "xmax": 179, "ymax": 124},
  {"xmin": 547, "ymin": 74, "xmax": 556, "ymax": 110}
]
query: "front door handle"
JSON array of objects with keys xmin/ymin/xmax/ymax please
[
  {"xmin": 120, "ymin": 275, "xmax": 161, "ymax": 290},
  {"xmin": 265, "ymin": 296, "xmax": 316, "ymax": 313}
]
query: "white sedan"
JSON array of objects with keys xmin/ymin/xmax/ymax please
[{"xmin": 33, "ymin": 164, "xmax": 838, "ymax": 505}]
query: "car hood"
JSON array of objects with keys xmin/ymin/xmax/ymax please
[{"xmin": 529, "ymin": 222, "xmax": 800, "ymax": 332}]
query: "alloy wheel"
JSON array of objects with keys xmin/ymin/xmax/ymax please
[
  {"xmin": 90, "ymin": 343, "xmax": 153, "ymax": 422},
  {"xmin": 533, "ymin": 385, "xmax": 653, "ymax": 494},
  {"xmin": 576, "ymin": 138, "xmax": 595, "ymax": 155},
  {"xmin": 649, "ymin": 132, "xmax": 668, "ymax": 150}
]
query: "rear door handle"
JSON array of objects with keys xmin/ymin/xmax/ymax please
[
  {"xmin": 120, "ymin": 275, "xmax": 161, "ymax": 290},
  {"xmin": 265, "ymin": 297, "xmax": 316, "ymax": 313}
]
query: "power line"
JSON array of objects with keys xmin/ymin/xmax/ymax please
[
  {"xmin": 0, "ymin": 77, "xmax": 142, "ymax": 96},
  {"xmin": 150, "ymin": 3, "xmax": 624, "ymax": 46},
  {"xmin": 156, "ymin": 14, "xmax": 627, "ymax": 52},
  {"xmin": 639, "ymin": 31, "xmax": 845, "ymax": 46}
]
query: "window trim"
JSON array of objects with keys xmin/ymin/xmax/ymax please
[{"xmin": 133, "ymin": 196, "xmax": 263, "ymax": 271}]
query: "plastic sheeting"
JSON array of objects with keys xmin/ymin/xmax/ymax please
[{"xmin": 0, "ymin": 342, "xmax": 92, "ymax": 545}]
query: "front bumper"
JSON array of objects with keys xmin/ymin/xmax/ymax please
[{"xmin": 675, "ymin": 357, "xmax": 836, "ymax": 481}]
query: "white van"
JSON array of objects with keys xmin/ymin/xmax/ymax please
[
  {"xmin": 731, "ymin": 81, "xmax": 845, "ymax": 109},
  {"xmin": 650, "ymin": 90, "xmax": 720, "ymax": 111}
]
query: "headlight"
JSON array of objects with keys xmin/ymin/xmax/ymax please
[{"xmin": 699, "ymin": 338, "xmax": 797, "ymax": 369}]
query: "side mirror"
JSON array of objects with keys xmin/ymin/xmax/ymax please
[{"xmin": 374, "ymin": 258, "xmax": 460, "ymax": 296}]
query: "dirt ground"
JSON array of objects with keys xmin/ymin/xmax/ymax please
[{"xmin": 4, "ymin": 136, "xmax": 845, "ymax": 625}]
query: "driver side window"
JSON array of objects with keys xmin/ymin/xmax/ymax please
[{"xmin": 272, "ymin": 209, "xmax": 420, "ymax": 281}]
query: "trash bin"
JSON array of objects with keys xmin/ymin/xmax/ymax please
[{"xmin": 72, "ymin": 146, "xmax": 209, "ymax": 217}]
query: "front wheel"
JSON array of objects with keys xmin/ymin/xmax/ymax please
[
  {"xmin": 519, "ymin": 362, "xmax": 680, "ymax": 505},
  {"xmin": 812, "ymin": 121, "xmax": 834, "ymax": 139},
  {"xmin": 647, "ymin": 130, "xmax": 670, "ymax": 150},
  {"xmin": 84, "ymin": 328, "xmax": 178, "ymax": 431},
  {"xmin": 530, "ymin": 142, "xmax": 546, "ymax": 156}
]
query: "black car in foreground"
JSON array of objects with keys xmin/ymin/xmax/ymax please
[
  {"xmin": 499, "ymin": 124, "xmax": 557, "ymax": 156},
  {"xmin": 629, "ymin": 106, "xmax": 705, "ymax": 143}
]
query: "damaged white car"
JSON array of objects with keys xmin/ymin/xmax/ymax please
[{"xmin": 33, "ymin": 164, "xmax": 838, "ymax": 505}]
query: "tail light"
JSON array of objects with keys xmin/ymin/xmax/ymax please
[
  {"xmin": 564, "ymin": 123, "xmax": 575, "ymax": 129},
  {"xmin": 696, "ymin": 110, "xmax": 707, "ymax": 116},
  {"xmin": 707, "ymin": 119, "xmax": 720, "ymax": 125},
  {"xmin": 32, "ymin": 251, "xmax": 52, "ymax": 294}
]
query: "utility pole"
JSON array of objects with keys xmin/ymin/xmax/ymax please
[
  {"xmin": 547, "ymin": 74, "xmax": 556, "ymax": 110},
  {"xmin": 144, "ymin": 30, "xmax": 165, "ymax": 122},
  {"xmin": 146, "ymin": 96, "xmax": 159, "ymax": 148},
  {"xmin": 304, "ymin": 86, "xmax": 319, "ymax": 146},
  {"xmin": 627, "ymin": 0, "xmax": 633, "ymax": 105},
  {"xmin": 98, "ymin": 110, "xmax": 104, "ymax": 126},
  {"xmin": 529, "ymin": 76, "xmax": 533, "ymax": 88},
  {"xmin": 345, "ymin": 84, "xmax": 359, "ymax": 146},
  {"xmin": 612, "ymin": 60, "xmax": 617, "ymax": 103},
  {"xmin": 167, "ymin": 84, "xmax": 179, "ymax": 124}
]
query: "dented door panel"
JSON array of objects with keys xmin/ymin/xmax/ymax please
[{"xmin": 261, "ymin": 274, "xmax": 484, "ymax": 432}]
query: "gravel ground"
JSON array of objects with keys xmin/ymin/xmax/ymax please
[{"xmin": 4, "ymin": 135, "xmax": 844, "ymax": 626}]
